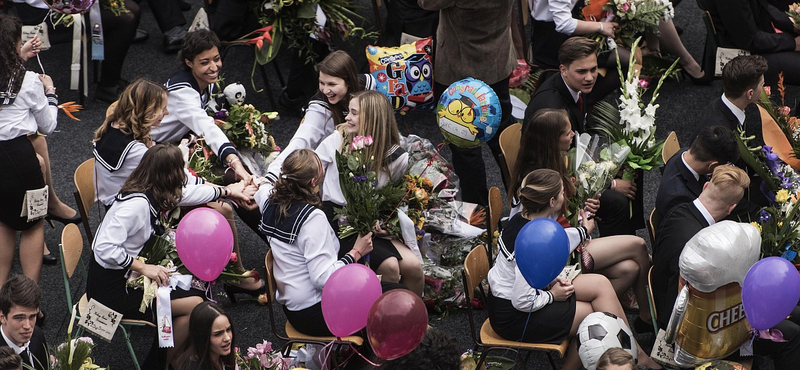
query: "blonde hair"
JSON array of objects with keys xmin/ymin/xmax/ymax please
[
  {"xmin": 269, "ymin": 149, "xmax": 323, "ymax": 221},
  {"xmin": 340, "ymin": 90, "xmax": 400, "ymax": 175},
  {"xmin": 518, "ymin": 169, "xmax": 564, "ymax": 215},
  {"xmin": 596, "ymin": 348, "xmax": 635, "ymax": 370},
  {"xmin": 706, "ymin": 164, "xmax": 750, "ymax": 206},
  {"xmin": 93, "ymin": 79, "xmax": 168, "ymax": 147}
]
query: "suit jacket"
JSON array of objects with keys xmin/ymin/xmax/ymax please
[
  {"xmin": 697, "ymin": 0, "xmax": 796, "ymax": 53},
  {"xmin": 524, "ymin": 73, "xmax": 586, "ymax": 133},
  {"xmin": 655, "ymin": 148, "xmax": 706, "ymax": 224},
  {"xmin": 700, "ymin": 97, "xmax": 767, "ymax": 219},
  {"xmin": 418, "ymin": 0, "xmax": 517, "ymax": 86},
  {"xmin": 652, "ymin": 202, "xmax": 710, "ymax": 330},
  {"xmin": 0, "ymin": 326, "xmax": 49, "ymax": 370}
]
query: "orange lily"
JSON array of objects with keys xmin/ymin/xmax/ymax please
[
  {"xmin": 58, "ymin": 101, "xmax": 83, "ymax": 121},
  {"xmin": 241, "ymin": 26, "xmax": 274, "ymax": 50}
]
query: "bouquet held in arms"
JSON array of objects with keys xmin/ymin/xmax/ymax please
[
  {"xmin": 566, "ymin": 134, "xmax": 631, "ymax": 226},
  {"xmin": 582, "ymin": 0, "xmax": 674, "ymax": 49},
  {"xmin": 334, "ymin": 135, "xmax": 403, "ymax": 239},
  {"xmin": 235, "ymin": 340, "xmax": 291, "ymax": 370}
]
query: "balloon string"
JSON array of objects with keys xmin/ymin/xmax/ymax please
[
  {"xmin": 381, "ymin": 141, "xmax": 446, "ymax": 225},
  {"xmin": 318, "ymin": 340, "xmax": 336, "ymax": 370},
  {"xmin": 348, "ymin": 342, "xmax": 381, "ymax": 368},
  {"xmin": 205, "ymin": 282, "xmax": 216, "ymax": 303},
  {"xmin": 32, "ymin": 9, "xmax": 53, "ymax": 75}
]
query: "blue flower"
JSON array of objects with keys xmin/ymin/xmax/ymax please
[{"xmin": 760, "ymin": 209, "xmax": 771, "ymax": 222}]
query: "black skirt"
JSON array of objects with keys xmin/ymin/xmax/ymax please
[
  {"xmin": 322, "ymin": 201, "xmax": 402, "ymax": 271},
  {"xmin": 86, "ymin": 255, "xmax": 204, "ymax": 322},
  {"xmin": 0, "ymin": 136, "xmax": 46, "ymax": 231},
  {"xmin": 487, "ymin": 292, "xmax": 576, "ymax": 344}
]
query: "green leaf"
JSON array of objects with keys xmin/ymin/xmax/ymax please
[{"xmin": 296, "ymin": 3, "xmax": 317, "ymax": 18}]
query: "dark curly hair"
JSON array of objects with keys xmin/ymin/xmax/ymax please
[
  {"xmin": 179, "ymin": 29, "xmax": 222, "ymax": 70},
  {"xmin": 385, "ymin": 328, "xmax": 461, "ymax": 370},
  {"xmin": 120, "ymin": 143, "xmax": 187, "ymax": 211},
  {"xmin": 0, "ymin": 14, "xmax": 25, "ymax": 98}
]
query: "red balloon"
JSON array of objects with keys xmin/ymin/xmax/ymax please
[{"xmin": 366, "ymin": 290, "xmax": 428, "ymax": 360}]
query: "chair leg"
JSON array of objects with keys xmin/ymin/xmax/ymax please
[
  {"xmin": 476, "ymin": 348, "xmax": 491, "ymax": 370},
  {"xmin": 546, "ymin": 352, "xmax": 558, "ymax": 370},
  {"xmin": 120, "ymin": 325, "xmax": 142, "ymax": 370}
]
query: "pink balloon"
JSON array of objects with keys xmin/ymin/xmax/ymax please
[
  {"xmin": 321, "ymin": 264, "xmax": 382, "ymax": 337},
  {"xmin": 367, "ymin": 290, "xmax": 428, "ymax": 360},
  {"xmin": 175, "ymin": 208, "xmax": 233, "ymax": 281}
]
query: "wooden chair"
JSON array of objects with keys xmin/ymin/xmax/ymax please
[
  {"xmin": 499, "ymin": 122, "xmax": 522, "ymax": 185},
  {"xmin": 264, "ymin": 250, "xmax": 363, "ymax": 363},
  {"xmin": 486, "ymin": 186, "xmax": 503, "ymax": 265},
  {"xmin": 646, "ymin": 266, "xmax": 658, "ymax": 334},
  {"xmin": 462, "ymin": 246, "xmax": 569, "ymax": 369},
  {"xmin": 73, "ymin": 158, "xmax": 97, "ymax": 244},
  {"xmin": 661, "ymin": 131, "xmax": 680, "ymax": 164},
  {"xmin": 647, "ymin": 208, "xmax": 658, "ymax": 245},
  {"xmin": 60, "ymin": 224, "xmax": 155, "ymax": 370}
]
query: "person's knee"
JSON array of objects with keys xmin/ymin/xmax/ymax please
[
  {"xmin": 218, "ymin": 202, "xmax": 235, "ymax": 219},
  {"xmin": 618, "ymin": 259, "xmax": 640, "ymax": 279},
  {"xmin": 378, "ymin": 259, "xmax": 401, "ymax": 281}
]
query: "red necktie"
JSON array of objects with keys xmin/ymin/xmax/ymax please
[{"xmin": 577, "ymin": 94, "xmax": 584, "ymax": 115}]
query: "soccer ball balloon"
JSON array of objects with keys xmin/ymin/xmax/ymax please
[{"xmin": 577, "ymin": 312, "xmax": 637, "ymax": 370}]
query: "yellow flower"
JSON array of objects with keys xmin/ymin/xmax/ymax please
[
  {"xmin": 750, "ymin": 222, "xmax": 762, "ymax": 233},
  {"xmin": 776, "ymin": 189, "xmax": 790, "ymax": 203}
]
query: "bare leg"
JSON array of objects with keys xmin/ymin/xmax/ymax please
[
  {"xmin": 205, "ymin": 201, "xmax": 261, "ymax": 290},
  {"xmin": 585, "ymin": 235, "xmax": 651, "ymax": 322},
  {"xmin": 572, "ymin": 274, "xmax": 661, "ymax": 369},
  {"xmin": 394, "ymin": 241, "xmax": 424, "ymax": 296},
  {"xmin": 30, "ymin": 136, "xmax": 77, "ymax": 219},
  {"xmin": 375, "ymin": 257, "xmax": 401, "ymax": 284},
  {"xmin": 0, "ymin": 223, "xmax": 17, "ymax": 287},
  {"xmin": 19, "ymin": 221, "xmax": 44, "ymax": 283},
  {"xmin": 648, "ymin": 19, "xmax": 703, "ymax": 78},
  {"xmin": 166, "ymin": 296, "xmax": 203, "ymax": 369}
]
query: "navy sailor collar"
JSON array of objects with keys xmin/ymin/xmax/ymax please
[{"xmin": 165, "ymin": 69, "xmax": 216, "ymax": 109}]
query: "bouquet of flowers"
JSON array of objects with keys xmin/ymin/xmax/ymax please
[
  {"xmin": 787, "ymin": 3, "xmax": 800, "ymax": 28},
  {"xmin": 759, "ymin": 74, "xmax": 800, "ymax": 160},
  {"xmin": 213, "ymin": 103, "xmax": 279, "ymax": 156},
  {"xmin": 334, "ymin": 135, "xmax": 406, "ymax": 239},
  {"xmin": 591, "ymin": 37, "xmax": 678, "ymax": 180},
  {"xmin": 50, "ymin": 308, "xmax": 107, "ymax": 370},
  {"xmin": 754, "ymin": 188, "xmax": 800, "ymax": 261},
  {"xmin": 583, "ymin": 0, "xmax": 674, "ymax": 48},
  {"xmin": 254, "ymin": 0, "xmax": 377, "ymax": 65},
  {"xmin": 236, "ymin": 340, "xmax": 291, "ymax": 370},
  {"xmin": 185, "ymin": 138, "xmax": 224, "ymax": 185},
  {"xmin": 566, "ymin": 135, "xmax": 631, "ymax": 226}
]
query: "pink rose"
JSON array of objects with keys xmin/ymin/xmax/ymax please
[
  {"xmin": 229, "ymin": 252, "xmax": 238, "ymax": 263},
  {"xmin": 764, "ymin": 86, "xmax": 772, "ymax": 96}
]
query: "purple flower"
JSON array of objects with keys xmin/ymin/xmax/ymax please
[
  {"xmin": 762, "ymin": 145, "xmax": 781, "ymax": 173},
  {"xmin": 214, "ymin": 110, "xmax": 229, "ymax": 121},
  {"xmin": 760, "ymin": 209, "xmax": 771, "ymax": 222}
]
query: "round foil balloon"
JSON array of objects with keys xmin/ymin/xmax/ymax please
[
  {"xmin": 45, "ymin": 0, "xmax": 95, "ymax": 14},
  {"xmin": 436, "ymin": 77, "xmax": 501, "ymax": 148}
]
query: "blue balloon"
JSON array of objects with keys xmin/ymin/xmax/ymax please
[{"xmin": 515, "ymin": 218, "xmax": 570, "ymax": 289}]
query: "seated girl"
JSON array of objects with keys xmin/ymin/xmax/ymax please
[
  {"xmin": 315, "ymin": 90, "xmax": 423, "ymax": 296},
  {"xmin": 488, "ymin": 168, "xmax": 660, "ymax": 370},
  {"xmin": 255, "ymin": 149, "xmax": 373, "ymax": 336},
  {"xmin": 175, "ymin": 301, "xmax": 236, "ymax": 370}
]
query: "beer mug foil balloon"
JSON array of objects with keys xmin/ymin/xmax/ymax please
[{"xmin": 665, "ymin": 221, "xmax": 760, "ymax": 367}]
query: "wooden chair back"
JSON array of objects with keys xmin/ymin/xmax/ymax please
[
  {"xmin": 487, "ymin": 186, "xmax": 503, "ymax": 264},
  {"xmin": 662, "ymin": 131, "xmax": 680, "ymax": 164},
  {"xmin": 463, "ymin": 246, "xmax": 490, "ymax": 301},
  {"xmin": 73, "ymin": 158, "xmax": 97, "ymax": 242},
  {"xmin": 61, "ymin": 224, "xmax": 84, "ymax": 279},
  {"xmin": 499, "ymin": 122, "xmax": 522, "ymax": 184}
]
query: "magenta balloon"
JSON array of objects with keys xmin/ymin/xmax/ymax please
[
  {"xmin": 742, "ymin": 257, "xmax": 800, "ymax": 330},
  {"xmin": 175, "ymin": 208, "xmax": 234, "ymax": 281},
  {"xmin": 321, "ymin": 264, "xmax": 382, "ymax": 337},
  {"xmin": 367, "ymin": 290, "xmax": 428, "ymax": 360},
  {"xmin": 45, "ymin": 0, "xmax": 95, "ymax": 14}
]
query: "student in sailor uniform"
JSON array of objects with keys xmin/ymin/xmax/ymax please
[
  {"xmin": 91, "ymin": 79, "xmax": 265, "ymax": 295},
  {"xmin": 254, "ymin": 149, "xmax": 374, "ymax": 336},
  {"xmin": 486, "ymin": 169, "xmax": 661, "ymax": 370},
  {"xmin": 0, "ymin": 14, "xmax": 59, "ymax": 286},
  {"xmin": 507, "ymin": 109, "xmax": 653, "ymax": 327},
  {"xmin": 150, "ymin": 29, "xmax": 252, "ymax": 183},
  {"xmin": 315, "ymin": 90, "xmax": 424, "ymax": 296},
  {"xmin": 86, "ymin": 144, "xmax": 252, "ymax": 368},
  {"xmin": 266, "ymin": 50, "xmax": 375, "ymax": 182}
]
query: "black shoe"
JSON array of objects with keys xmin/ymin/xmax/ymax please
[
  {"xmin": 224, "ymin": 282, "xmax": 266, "ymax": 304},
  {"xmin": 633, "ymin": 316, "xmax": 655, "ymax": 334},
  {"xmin": 95, "ymin": 84, "xmax": 121, "ymax": 103},
  {"xmin": 133, "ymin": 28, "xmax": 149, "ymax": 44},
  {"xmin": 163, "ymin": 34, "xmax": 184, "ymax": 53},
  {"xmin": 682, "ymin": 70, "xmax": 713, "ymax": 85},
  {"xmin": 45, "ymin": 213, "xmax": 81, "ymax": 225},
  {"xmin": 43, "ymin": 253, "xmax": 58, "ymax": 266},
  {"xmin": 178, "ymin": 0, "xmax": 191, "ymax": 11}
]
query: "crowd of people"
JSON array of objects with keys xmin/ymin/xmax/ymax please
[{"xmin": 1, "ymin": 0, "xmax": 800, "ymax": 369}]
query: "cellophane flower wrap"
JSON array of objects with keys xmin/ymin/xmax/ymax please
[
  {"xmin": 235, "ymin": 340, "xmax": 291, "ymax": 370},
  {"xmin": 566, "ymin": 134, "xmax": 631, "ymax": 226}
]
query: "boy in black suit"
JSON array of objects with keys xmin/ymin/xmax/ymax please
[{"xmin": 0, "ymin": 276, "xmax": 47, "ymax": 370}]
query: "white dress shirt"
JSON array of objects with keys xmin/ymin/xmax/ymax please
[
  {"xmin": 530, "ymin": 0, "xmax": 580, "ymax": 35},
  {"xmin": 0, "ymin": 71, "xmax": 57, "ymax": 141},
  {"xmin": 721, "ymin": 93, "xmax": 746, "ymax": 128}
]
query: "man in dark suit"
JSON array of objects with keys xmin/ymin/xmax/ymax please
[
  {"xmin": 0, "ymin": 275, "xmax": 48, "ymax": 370},
  {"xmin": 702, "ymin": 55, "xmax": 770, "ymax": 218},
  {"xmin": 652, "ymin": 165, "xmax": 750, "ymax": 330},
  {"xmin": 525, "ymin": 37, "xmax": 641, "ymax": 237},
  {"xmin": 697, "ymin": 0, "xmax": 800, "ymax": 86},
  {"xmin": 655, "ymin": 126, "xmax": 740, "ymax": 223}
]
